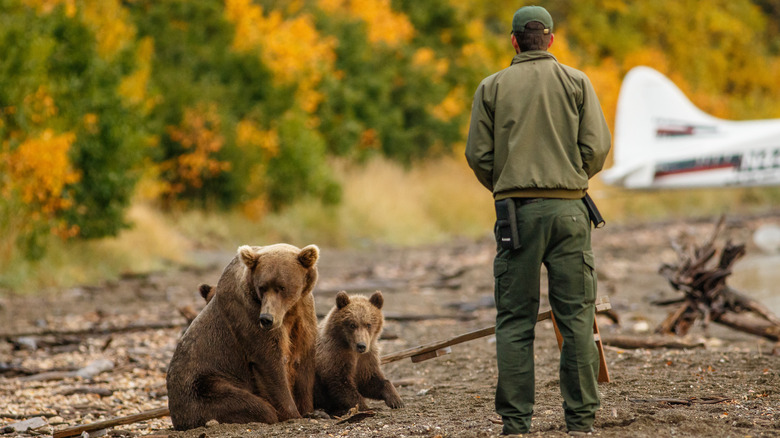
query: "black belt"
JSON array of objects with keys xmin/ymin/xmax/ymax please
[{"xmin": 515, "ymin": 197, "xmax": 543, "ymax": 206}]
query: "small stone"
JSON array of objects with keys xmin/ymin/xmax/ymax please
[
  {"xmin": 6, "ymin": 417, "xmax": 48, "ymax": 433},
  {"xmin": 75, "ymin": 359, "xmax": 115, "ymax": 379}
]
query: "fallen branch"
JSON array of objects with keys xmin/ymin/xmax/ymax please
[
  {"xmin": 1, "ymin": 321, "xmax": 186, "ymax": 343},
  {"xmin": 56, "ymin": 387, "xmax": 115, "ymax": 397},
  {"xmin": 53, "ymin": 407, "xmax": 169, "ymax": 438},
  {"xmin": 334, "ymin": 406, "xmax": 376, "ymax": 425},
  {"xmin": 0, "ymin": 412, "xmax": 60, "ymax": 420},
  {"xmin": 0, "ymin": 363, "xmax": 43, "ymax": 377}
]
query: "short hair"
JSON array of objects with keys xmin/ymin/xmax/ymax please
[{"xmin": 513, "ymin": 21, "xmax": 551, "ymax": 52}]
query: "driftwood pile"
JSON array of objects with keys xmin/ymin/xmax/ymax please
[{"xmin": 656, "ymin": 216, "xmax": 780, "ymax": 345}]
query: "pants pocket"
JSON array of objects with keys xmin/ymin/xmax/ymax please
[
  {"xmin": 493, "ymin": 257, "xmax": 508, "ymax": 308},
  {"xmin": 582, "ymin": 250, "xmax": 597, "ymax": 304}
]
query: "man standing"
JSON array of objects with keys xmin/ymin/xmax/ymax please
[{"xmin": 465, "ymin": 5, "xmax": 611, "ymax": 436}]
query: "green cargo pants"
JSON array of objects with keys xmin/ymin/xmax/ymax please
[{"xmin": 493, "ymin": 198, "xmax": 600, "ymax": 434}]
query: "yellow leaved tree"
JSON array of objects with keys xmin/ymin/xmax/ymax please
[
  {"xmin": 225, "ymin": 0, "xmax": 337, "ymax": 114},
  {"xmin": 318, "ymin": 0, "xmax": 415, "ymax": 47},
  {"xmin": 159, "ymin": 103, "xmax": 231, "ymax": 206}
]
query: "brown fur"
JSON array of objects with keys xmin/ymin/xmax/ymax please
[
  {"xmin": 166, "ymin": 244, "xmax": 320, "ymax": 430},
  {"xmin": 314, "ymin": 291, "xmax": 403, "ymax": 416}
]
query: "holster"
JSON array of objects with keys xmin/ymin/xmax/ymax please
[
  {"xmin": 582, "ymin": 193, "xmax": 605, "ymax": 228},
  {"xmin": 494, "ymin": 198, "xmax": 521, "ymax": 250}
]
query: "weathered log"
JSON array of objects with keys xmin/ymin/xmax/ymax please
[
  {"xmin": 721, "ymin": 286, "xmax": 780, "ymax": 326},
  {"xmin": 656, "ymin": 216, "xmax": 780, "ymax": 340},
  {"xmin": 601, "ymin": 335, "xmax": 704, "ymax": 350},
  {"xmin": 715, "ymin": 312, "xmax": 780, "ymax": 342}
]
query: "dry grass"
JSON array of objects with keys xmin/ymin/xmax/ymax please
[
  {"xmin": 0, "ymin": 204, "xmax": 192, "ymax": 293},
  {"xmin": 332, "ymin": 156, "xmax": 495, "ymax": 246},
  {"xmin": 171, "ymin": 155, "xmax": 496, "ymax": 249}
]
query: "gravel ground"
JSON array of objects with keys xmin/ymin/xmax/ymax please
[{"xmin": 1, "ymin": 214, "xmax": 779, "ymax": 437}]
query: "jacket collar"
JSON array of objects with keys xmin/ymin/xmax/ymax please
[{"xmin": 510, "ymin": 50, "xmax": 557, "ymax": 66}]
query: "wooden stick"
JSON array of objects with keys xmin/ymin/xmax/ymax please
[
  {"xmin": 381, "ymin": 301, "xmax": 612, "ymax": 365},
  {"xmin": 381, "ymin": 326, "xmax": 496, "ymax": 364},
  {"xmin": 550, "ymin": 312, "xmax": 610, "ymax": 383},
  {"xmin": 53, "ymin": 407, "xmax": 170, "ymax": 438}
]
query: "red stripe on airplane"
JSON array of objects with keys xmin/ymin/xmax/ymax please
[{"xmin": 654, "ymin": 163, "xmax": 737, "ymax": 179}]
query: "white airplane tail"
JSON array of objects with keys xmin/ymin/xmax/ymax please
[{"xmin": 602, "ymin": 66, "xmax": 780, "ymax": 189}]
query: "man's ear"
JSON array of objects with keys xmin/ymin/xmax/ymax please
[
  {"xmin": 548, "ymin": 33, "xmax": 554, "ymax": 49},
  {"xmin": 511, "ymin": 33, "xmax": 520, "ymax": 54}
]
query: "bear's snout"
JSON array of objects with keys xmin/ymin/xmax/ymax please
[
  {"xmin": 259, "ymin": 313, "xmax": 275, "ymax": 329},
  {"xmin": 355, "ymin": 342, "xmax": 368, "ymax": 353}
]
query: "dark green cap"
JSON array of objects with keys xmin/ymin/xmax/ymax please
[{"xmin": 512, "ymin": 5, "xmax": 553, "ymax": 34}]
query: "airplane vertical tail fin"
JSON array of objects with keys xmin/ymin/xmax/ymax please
[
  {"xmin": 613, "ymin": 67, "xmax": 721, "ymax": 164},
  {"xmin": 603, "ymin": 66, "xmax": 723, "ymax": 186},
  {"xmin": 603, "ymin": 66, "xmax": 780, "ymax": 189}
]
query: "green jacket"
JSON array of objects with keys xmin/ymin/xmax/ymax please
[{"xmin": 465, "ymin": 51, "xmax": 611, "ymax": 200}]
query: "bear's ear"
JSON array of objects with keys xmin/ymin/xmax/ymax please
[
  {"xmin": 336, "ymin": 291, "xmax": 350, "ymax": 309},
  {"xmin": 199, "ymin": 284, "xmax": 212, "ymax": 301},
  {"xmin": 298, "ymin": 245, "xmax": 320, "ymax": 268},
  {"xmin": 369, "ymin": 291, "xmax": 384, "ymax": 309},
  {"xmin": 238, "ymin": 245, "xmax": 258, "ymax": 270}
]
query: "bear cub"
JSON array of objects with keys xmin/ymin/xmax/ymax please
[{"xmin": 314, "ymin": 291, "xmax": 404, "ymax": 416}]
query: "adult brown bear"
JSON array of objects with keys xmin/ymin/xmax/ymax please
[{"xmin": 166, "ymin": 244, "xmax": 319, "ymax": 430}]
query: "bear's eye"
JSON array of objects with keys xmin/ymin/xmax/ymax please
[
  {"xmin": 366, "ymin": 323, "xmax": 372, "ymax": 329},
  {"xmin": 349, "ymin": 322, "xmax": 357, "ymax": 330},
  {"xmin": 278, "ymin": 285, "xmax": 286, "ymax": 293}
]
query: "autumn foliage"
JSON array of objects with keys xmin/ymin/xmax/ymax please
[{"xmin": 1, "ymin": 0, "xmax": 780, "ymax": 260}]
